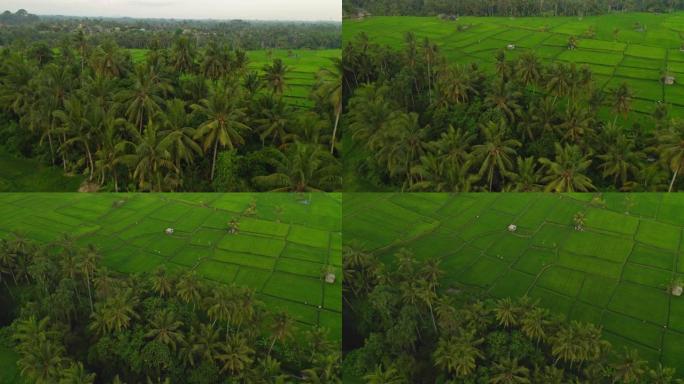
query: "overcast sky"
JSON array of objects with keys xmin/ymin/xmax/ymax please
[{"xmin": 3, "ymin": 0, "xmax": 341, "ymax": 21}]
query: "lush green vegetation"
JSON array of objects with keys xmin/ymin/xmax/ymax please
[
  {"xmin": 0, "ymin": 193, "xmax": 341, "ymax": 383},
  {"xmin": 0, "ymin": 193, "xmax": 341, "ymax": 335},
  {"xmin": 0, "ymin": 148, "xmax": 83, "ymax": 191},
  {"xmin": 343, "ymin": 193, "xmax": 684, "ymax": 382},
  {"xmin": 342, "ymin": 12, "xmax": 684, "ymax": 191},
  {"xmin": 0, "ymin": 11, "xmax": 342, "ymax": 192},
  {"xmin": 343, "ymin": 0, "xmax": 684, "ymax": 17}
]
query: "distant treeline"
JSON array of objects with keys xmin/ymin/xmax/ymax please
[
  {"xmin": 0, "ymin": 9, "xmax": 39, "ymax": 25},
  {"xmin": 343, "ymin": 0, "xmax": 684, "ymax": 17},
  {"xmin": 0, "ymin": 10, "xmax": 340, "ymax": 50}
]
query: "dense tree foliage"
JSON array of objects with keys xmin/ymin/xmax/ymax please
[
  {"xmin": 0, "ymin": 26, "xmax": 342, "ymax": 191},
  {"xmin": 343, "ymin": 32, "xmax": 683, "ymax": 191},
  {"xmin": 0, "ymin": 234, "xmax": 341, "ymax": 383},
  {"xmin": 342, "ymin": 244, "xmax": 682, "ymax": 383},
  {"xmin": 343, "ymin": 0, "xmax": 684, "ymax": 17},
  {"xmin": 0, "ymin": 10, "xmax": 340, "ymax": 50}
]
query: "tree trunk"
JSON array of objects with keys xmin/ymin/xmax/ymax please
[
  {"xmin": 330, "ymin": 103, "xmax": 341, "ymax": 154},
  {"xmin": 211, "ymin": 138, "xmax": 219, "ymax": 181},
  {"xmin": 268, "ymin": 336, "xmax": 277, "ymax": 356},
  {"xmin": 669, "ymin": 165, "xmax": 679, "ymax": 192},
  {"xmin": 85, "ymin": 143, "xmax": 94, "ymax": 181},
  {"xmin": 86, "ymin": 270, "xmax": 94, "ymax": 313}
]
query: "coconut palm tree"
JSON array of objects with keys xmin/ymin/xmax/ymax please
[
  {"xmin": 120, "ymin": 122, "xmax": 177, "ymax": 192},
  {"xmin": 176, "ymin": 272, "xmax": 202, "ymax": 308},
  {"xmin": 17, "ymin": 339, "xmax": 65, "ymax": 384},
  {"xmin": 253, "ymin": 94, "xmax": 292, "ymax": 146},
  {"xmin": 145, "ymin": 309, "xmax": 185, "ymax": 351},
  {"xmin": 217, "ymin": 335, "xmax": 255, "ymax": 376},
  {"xmin": 494, "ymin": 297, "xmax": 519, "ymax": 328},
  {"xmin": 252, "ymin": 141, "xmax": 340, "ymax": 192},
  {"xmin": 472, "ymin": 119, "xmax": 521, "ymax": 191},
  {"xmin": 171, "ymin": 36, "xmax": 195, "ymax": 74},
  {"xmin": 268, "ymin": 311, "xmax": 294, "ymax": 356},
  {"xmin": 433, "ymin": 329, "xmax": 484, "ymax": 378},
  {"xmin": 658, "ymin": 122, "xmax": 684, "ymax": 192},
  {"xmin": 612, "ymin": 82, "xmax": 633, "ymax": 122},
  {"xmin": 490, "ymin": 357, "xmax": 530, "ymax": 384},
  {"xmin": 612, "ymin": 349, "xmax": 646, "ymax": 383},
  {"xmin": 192, "ymin": 80, "xmax": 250, "ymax": 181},
  {"xmin": 363, "ymin": 365, "xmax": 403, "ymax": 384},
  {"xmin": 117, "ymin": 65, "xmax": 172, "ymax": 132},
  {"xmin": 315, "ymin": 57, "xmax": 342, "ymax": 154},
  {"xmin": 158, "ymin": 99, "xmax": 202, "ymax": 178},
  {"xmin": 58, "ymin": 362, "xmax": 95, "ymax": 384},
  {"xmin": 520, "ymin": 307, "xmax": 550, "ymax": 344},
  {"xmin": 263, "ymin": 58, "xmax": 289, "ymax": 96},
  {"xmin": 539, "ymin": 143, "xmax": 595, "ymax": 192}
]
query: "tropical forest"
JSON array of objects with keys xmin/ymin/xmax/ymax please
[
  {"xmin": 0, "ymin": 9, "xmax": 342, "ymax": 192},
  {"xmin": 343, "ymin": 0, "xmax": 684, "ymax": 192}
]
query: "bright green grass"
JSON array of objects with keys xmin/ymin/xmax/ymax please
[
  {"xmin": 0, "ymin": 193, "xmax": 342, "ymax": 340},
  {"xmin": 0, "ymin": 149, "xmax": 83, "ymax": 192},
  {"xmin": 345, "ymin": 12, "xmax": 684, "ymax": 114},
  {"xmin": 127, "ymin": 48, "xmax": 339, "ymax": 108},
  {"xmin": 343, "ymin": 193, "xmax": 684, "ymax": 374},
  {"xmin": 0, "ymin": 346, "xmax": 22, "ymax": 384}
]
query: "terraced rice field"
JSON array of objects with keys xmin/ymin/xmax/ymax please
[
  {"xmin": 343, "ymin": 193, "xmax": 684, "ymax": 373},
  {"xmin": 129, "ymin": 48, "xmax": 339, "ymax": 108},
  {"xmin": 0, "ymin": 346, "xmax": 21, "ymax": 384},
  {"xmin": 344, "ymin": 12, "xmax": 684, "ymax": 120},
  {"xmin": 0, "ymin": 193, "xmax": 342, "ymax": 339}
]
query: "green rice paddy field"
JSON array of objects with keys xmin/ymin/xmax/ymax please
[
  {"xmin": 344, "ymin": 12, "xmax": 684, "ymax": 120},
  {"xmin": 343, "ymin": 193, "xmax": 684, "ymax": 373},
  {"xmin": 0, "ymin": 193, "xmax": 342, "ymax": 339},
  {"xmin": 130, "ymin": 48, "xmax": 339, "ymax": 108}
]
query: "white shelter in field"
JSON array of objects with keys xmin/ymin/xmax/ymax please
[
  {"xmin": 664, "ymin": 75, "xmax": 676, "ymax": 85},
  {"xmin": 673, "ymin": 285, "xmax": 683, "ymax": 296},
  {"xmin": 325, "ymin": 273, "xmax": 336, "ymax": 284},
  {"xmin": 507, "ymin": 44, "xmax": 516, "ymax": 50},
  {"xmin": 507, "ymin": 224, "xmax": 517, "ymax": 232}
]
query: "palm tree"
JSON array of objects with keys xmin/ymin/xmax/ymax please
[
  {"xmin": 363, "ymin": 365, "xmax": 403, "ymax": 384},
  {"xmin": 517, "ymin": 51, "xmax": 541, "ymax": 89},
  {"xmin": 612, "ymin": 82, "xmax": 633, "ymax": 122},
  {"xmin": 253, "ymin": 94, "xmax": 292, "ymax": 146},
  {"xmin": 252, "ymin": 141, "xmax": 340, "ymax": 192},
  {"xmin": 598, "ymin": 127, "xmax": 642, "ymax": 188},
  {"xmin": 17, "ymin": 339, "xmax": 65, "ymax": 384},
  {"xmin": 183, "ymin": 323, "xmax": 222, "ymax": 367},
  {"xmin": 433, "ymin": 329, "xmax": 484, "ymax": 378},
  {"xmin": 658, "ymin": 122, "xmax": 684, "ymax": 192},
  {"xmin": 494, "ymin": 297, "xmax": 519, "ymax": 328},
  {"xmin": 520, "ymin": 307, "xmax": 549, "ymax": 344},
  {"xmin": 53, "ymin": 96, "xmax": 97, "ymax": 180},
  {"xmin": 263, "ymin": 58, "xmax": 289, "ymax": 96},
  {"xmin": 150, "ymin": 267, "xmax": 174, "ymax": 297},
  {"xmin": 539, "ymin": 143, "xmax": 595, "ymax": 192},
  {"xmin": 78, "ymin": 244, "xmax": 99, "ymax": 313},
  {"xmin": 58, "ymin": 362, "xmax": 96, "ymax": 384},
  {"xmin": 171, "ymin": 35, "xmax": 195, "ymax": 73},
  {"xmin": 315, "ymin": 57, "xmax": 342, "ymax": 154},
  {"xmin": 176, "ymin": 272, "xmax": 202, "ymax": 308},
  {"xmin": 510, "ymin": 156, "xmax": 543, "ymax": 191},
  {"xmin": 144, "ymin": 309, "xmax": 185, "ymax": 351},
  {"xmin": 486, "ymin": 80, "xmax": 522, "ymax": 123},
  {"xmin": 192, "ymin": 80, "xmax": 250, "ymax": 181},
  {"xmin": 268, "ymin": 311, "xmax": 294, "ymax": 356},
  {"xmin": 472, "ymin": 119, "xmax": 521, "ymax": 191},
  {"xmin": 612, "ymin": 349, "xmax": 646, "ymax": 383},
  {"xmin": 490, "ymin": 357, "xmax": 530, "ymax": 384},
  {"xmin": 436, "ymin": 64, "xmax": 476, "ymax": 105},
  {"xmin": 217, "ymin": 335, "xmax": 254, "ymax": 375},
  {"xmin": 201, "ymin": 41, "xmax": 232, "ymax": 79},
  {"xmin": 117, "ymin": 65, "xmax": 172, "ymax": 132},
  {"xmin": 120, "ymin": 122, "xmax": 177, "ymax": 192},
  {"xmin": 158, "ymin": 99, "xmax": 202, "ymax": 178},
  {"xmin": 560, "ymin": 104, "xmax": 593, "ymax": 144}
]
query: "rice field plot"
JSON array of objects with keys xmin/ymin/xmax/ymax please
[
  {"xmin": 128, "ymin": 48, "xmax": 339, "ymax": 108},
  {"xmin": 345, "ymin": 12, "xmax": 684, "ymax": 117},
  {"xmin": 0, "ymin": 193, "xmax": 342, "ymax": 339},
  {"xmin": 343, "ymin": 193, "xmax": 684, "ymax": 374}
]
